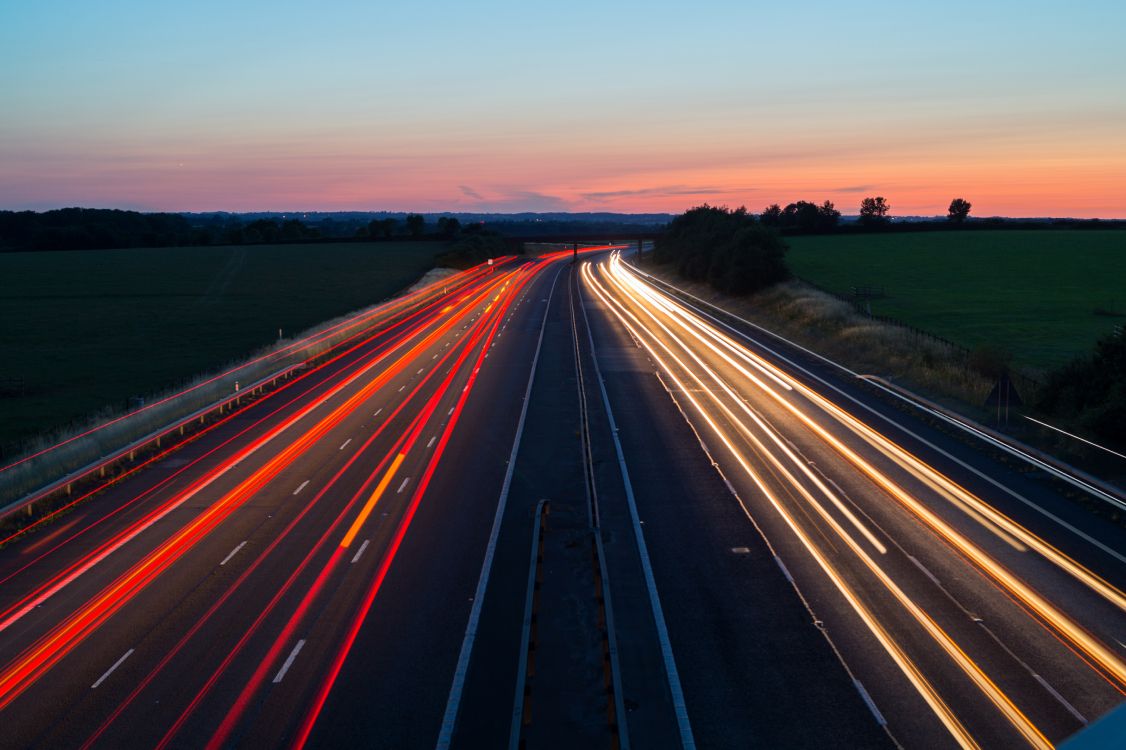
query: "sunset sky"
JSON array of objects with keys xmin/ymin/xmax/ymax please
[{"xmin": 3, "ymin": 1, "xmax": 1124, "ymax": 217}]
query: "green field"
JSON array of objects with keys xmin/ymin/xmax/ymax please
[
  {"xmin": 0, "ymin": 242, "xmax": 445, "ymax": 453},
  {"xmin": 785, "ymin": 230, "xmax": 1126, "ymax": 372}
]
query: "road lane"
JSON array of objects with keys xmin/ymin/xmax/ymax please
[
  {"xmin": 581, "ymin": 252, "xmax": 1125, "ymax": 749},
  {"xmin": 0, "ymin": 257, "xmax": 546, "ymax": 747}
]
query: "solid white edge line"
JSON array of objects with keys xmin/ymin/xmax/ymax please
[
  {"xmin": 91, "ymin": 648, "xmax": 134, "ymax": 688},
  {"xmin": 624, "ymin": 261, "xmax": 1126, "ymax": 561},
  {"xmin": 908, "ymin": 555, "xmax": 942, "ymax": 587},
  {"xmin": 351, "ymin": 539, "xmax": 370, "ymax": 564},
  {"xmin": 577, "ymin": 268, "xmax": 696, "ymax": 749},
  {"xmin": 273, "ymin": 639, "xmax": 306, "ymax": 683},
  {"xmin": 1032, "ymin": 674, "xmax": 1087, "ymax": 724},
  {"xmin": 1022, "ymin": 415, "xmax": 1126, "ymax": 461},
  {"xmin": 220, "ymin": 540, "xmax": 247, "ymax": 566},
  {"xmin": 435, "ymin": 264, "xmax": 564, "ymax": 750}
]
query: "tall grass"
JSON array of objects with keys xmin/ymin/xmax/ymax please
[{"xmin": 644, "ymin": 272, "xmax": 1001, "ymax": 415}]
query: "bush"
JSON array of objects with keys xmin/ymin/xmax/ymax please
[
  {"xmin": 656, "ymin": 205, "xmax": 790, "ymax": 295},
  {"xmin": 1038, "ymin": 332, "xmax": 1126, "ymax": 449},
  {"xmin": 435, "ymin": 229, "xmax": 509, "ymax": 269}
]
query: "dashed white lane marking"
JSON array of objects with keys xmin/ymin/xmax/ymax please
[
  {"xmin": 1034, "ymin": 674, "xmax": 1087, "ymax": 723},
  {"xmin": 433, "ymin": 354, "xmax": 438, "ymax": 359},
  {"xmin": 397, "ymin": 477, "xmax": 411, "ymax": 494},
  {"xmin": 909, "ymin": 556, "xmax": 941, "ymax": 587},
  {"xmin": 374, "ymin": 408, "xmax": 382, "ymax": 417},
  {"xmin": 417, "ymin": 368, "xmax": 424, "ymax": 375},
  {"xmin": 427, "ymin": 436, "xmax": 437, "ymax": 448},
  {"xmin": 339, "ymin": 438, "xmax": 352, "ymax": 450},
  {"xmin": 92, "ymin": 649, "xmax": 134, "ymax": 688},
  {"xmin": 293, "ymin": 480, "xmax": 310, "ymax": 495},
  {"xmin": 398, "ymin": 385, "xmax": 405, "ymax": 392},
  {"xmin": 351, "ymin": 539, "xmax": 371, "ymax": 564},
  {"xmin": 220, "ymin": 541, "xmax": 247, "ymax": 566},
  {"xmin": 273, "ymin": 640, "xmax": 306, "ymax": 683},
  {"xmin": 448, "ymin": 407, "xmax": 455, "ymax": 415}
]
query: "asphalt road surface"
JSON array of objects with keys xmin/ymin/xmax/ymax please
[{"xmin": 0, "ymin": 247, "xmax": 1121, "ymax": 749}]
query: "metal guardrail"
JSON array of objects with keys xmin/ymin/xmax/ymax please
[{"xmin": 0, "ymin": 262, "xmax": 499, "ymax": 529}]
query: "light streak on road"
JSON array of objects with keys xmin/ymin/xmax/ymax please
[
  {"xmin": 583, "ymin": 253, "xmax": 1125, "ymax": 748},
  {"xmin": 0, "ymin": 259, "xmax": 511, "ymax": 477},
  {"xmin": 600, "ymin": 254, "xmax": 1126, "ymax": 686},
  {"xmin": 0, "ymin": 263, "xmax": 523, "ymax": 712}
]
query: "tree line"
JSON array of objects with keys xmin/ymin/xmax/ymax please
[
  {"xmin": 654, "ymin": 205, "xmax": 791, "ymax": 294},
  {"xmin": 0, "ymin": 208, "xmax": 670, "ymax": 253},
  {"xmin": 754, "ymin": 196, "xmax": 975, "ymax": 233}
]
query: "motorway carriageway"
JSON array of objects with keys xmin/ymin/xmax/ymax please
[
  {"xmin": 581, "ymin": 251, "xmax": 1124, "ymax": 749},
  {"xmin": 0, "ymin": 244, "xmax": 1121, "ymax": 749},
  {"xmin": 0, "ymin": 247, "xmax": 609, "ymax": 748}
]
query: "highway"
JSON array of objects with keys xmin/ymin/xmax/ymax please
[
  {"xmin": 579, "ymin": 251, "xmax": 1125, "ymax": 749},
  {"xmin": 0, "ymin": 246, "xmax": 1121, "ymax": 749}
]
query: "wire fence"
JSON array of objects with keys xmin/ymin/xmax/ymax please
[{"xmin": 795, "ymin": 275, "xmax": 1045, "ymax": 397}]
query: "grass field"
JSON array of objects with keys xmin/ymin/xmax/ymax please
[
  {"xmin": 785, "ymin": 230, "xmax": 1126, "ymax": 372},
  {"xmin": 0, "ymin": 241, "xmax": 445, "ymax": 453}
]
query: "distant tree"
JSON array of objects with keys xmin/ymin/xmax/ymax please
[
  {"xmin": 817, "ymin": 200, "xmax": 841, "ymax": 231},
  {"xmin": 781, "ymin": 201, "xmax": 821, "ymax": 232},
  {"xmin": 948, "ymin": 198, "xmax": 972, "ymax": 223},
  {"xmin": 858, "ymin": 196, "xmax": 891, "ymax": 227},
  {"xmin": 281, "ymin": 219, "xmax": 309, "ymax": 240},
  {"xmin": 218, "ymin": 224, "xmax": 238, "ymax": 245},
  {"xmin": 405, "ymin": 213, "xmax": 425, "ymax": 238},
  {"xmin": 368, "ymin": 218, "xmax": 397, "ymax": 238},
  {"xmin": 245, "ymin": 219, "xmax": 280, "ymax": 242},
  {"xmin": 437, "ymin": 228, "xmax": 509, "ymax": 268},
  {"xmin": 760, "ymin": 204, "xmax": 783, "ymax": 227},
  {"xmin": 436, "ymin": 216, "xmax": 462, "ymax": 238}
]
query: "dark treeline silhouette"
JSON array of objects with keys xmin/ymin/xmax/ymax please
[
  {"xmin": 759, "ymin": 200, "xmax": 841, "ymax": 233},
  {"xmin": 1038, "ymin": 331, "xmax": 1126, "ymax": 451},
  {"xmin": 655, "ymin": 205, "xmax": 790, "ymax": 295},
  {"xmin": 0, "ymin": 208, "xmax": 203, "ymax": 252},
  {"xmin": 0, "ymin": 209, "xmax": 326, "ymax": 252},
  {"xmin": 0, "ymin": 209, "xmax": 670, "ymax": 252},
  {"xmin": 6, "ymin": 205, "xmax": 1123, "ymax": 253},
  {"xmin": 751, "ymin": 196, "xmax": 1126, "ymax": 236},
  {"xmin": 435, "ymin": 224, "xmax": 509, "ymax": 269}
]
